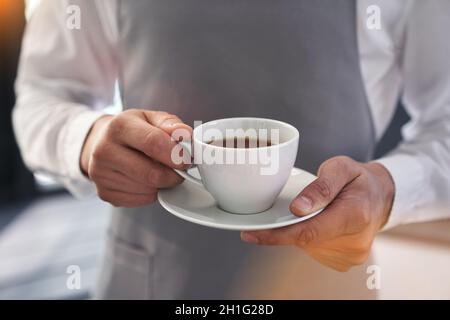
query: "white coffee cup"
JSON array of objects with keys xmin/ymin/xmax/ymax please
[{"xmin": 174, "ymin": 118, "xmax": 299, "ymax": 214}]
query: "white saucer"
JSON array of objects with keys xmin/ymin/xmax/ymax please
[{"xmin": 158, "ymin": 167, "xmax": 322, "ymax": 231}]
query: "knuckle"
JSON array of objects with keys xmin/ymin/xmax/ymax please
[
  {"xmin": 311, "ymin": 178, "xmax": 332, "ymax": 201},
  {"xmin": 107, "ymin": 115, "xmax": 127, "ymax": 137},
  {"xmin": 321, "ymin": 155, "xmax": 352, "ymax": 170},
  {"xmin": 296, "ymin": 226, "xmax": 317, "ymax": 245},
  {"xmin": 260, "ymin": 233, "xmax": 277, "ymax": 245},
  {"xmin": 343, "ymin": 208, "xmax": 371, "ymax": 234},
  {"xmin": 88, "ymin": 164, "xmax": 101, "ymax": 180},
  {"xmin": 91, "ymin": 142, "xmax": 112, "ymax": 161},
  {"xmin": 357, "ymin": 209, "xmax": 372, "ymax": 227},
  {"xmin": 357, "ymin": 172, "xmax": 371, "ymax": 186},
  {"xmin": 147, "ymin": 169, "xmax": 164, "ymax": 187},
  {"xmin": 333, "ymin": 155, "xmax": 354, "ymax": 166},
  {"xmin": 123, "ymin": 108, "xmax": 141, "ymax": 115},
  {"xmin": 254, "ymin": 231, "xmax": 277, "ymax": 245},
  {"xmin": 144, "ymin": 130, "xmax": 166, "ymax": 155}
]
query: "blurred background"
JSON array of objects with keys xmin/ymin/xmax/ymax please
[
  {"xmin": 0, "ymin": 0, "xmax": 449, "ymax": 299},
  {"xmin": 0, "ymin": 0, "xmax": 110, "ymax": 299}
]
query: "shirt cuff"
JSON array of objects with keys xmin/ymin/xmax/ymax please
[
  {"xmin": 61, "ymin": 108, "xmax": 106, "ymax": 199},
  {"xmin": 374, "ymin": 154, "xmax": 426, "ymax": 231}
]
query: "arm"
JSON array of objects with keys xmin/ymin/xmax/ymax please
[
  {"xmin": 242, "ymin": 0, "xmax": 450, "ymax": 271},
  {"xmin": 14, "ymin": 0, "xmax": 192, "ymax": 205},
  {"xmin": 13, "ymin": 0, "xmax": 118, "ymax": 197},
  {"xmin": 376, "ymin": 0, "xmax": 450, "ymax": 229}
]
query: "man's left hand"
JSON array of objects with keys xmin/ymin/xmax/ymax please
[{"xmin": 241, "ymin": 156, "xmax": 395, "ymax": 272}]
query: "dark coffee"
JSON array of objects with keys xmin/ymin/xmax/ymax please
[{"xmin": 208, "ymin": 137, "xmax": 274, "ymax": 148}]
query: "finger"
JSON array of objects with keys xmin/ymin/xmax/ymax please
[
  {"xmin": 91, "ymin": 144, "xmax": 183, "ymax": 188},
  {"xmin": 242, "ymin": 200, "xmax": 358, "ymax": 246},
  {"xmin": 142, "ymin": 111, "xmax": 193, "ymax": 141},
  {"xmin": 290, "ymin": 156, "xmax": 361, "ymax": 216},
  {"xmin": 97, "ymin": 188, "xmax": 157, "ymax": 208},
  {"xmin": 143, "ymin": 111, "xmax": 193, "ymax": 165},
  {"xmin": 111, "ymin": 115, "xmax": 190, "ymax": 170},
  {"xmin": 94, "ymin": 171, "xmax": 155, "ymax": 195}
]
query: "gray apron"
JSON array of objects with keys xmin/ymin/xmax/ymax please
[{"xmin": 96, "ymin": 0, "xmax": 377, "ymax": 299}]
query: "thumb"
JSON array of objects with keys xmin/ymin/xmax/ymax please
[
  {"xmin": 144, "ymin": 111, "xmax": 193, "ymax": 141},
  {"xmin": 290, "ymin": 156, "xmax": 360, "ymax": 216}
]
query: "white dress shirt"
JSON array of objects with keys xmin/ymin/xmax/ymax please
[{"xmin": 13, "ymin": 0, "xmax": 450, "ymax": 230}]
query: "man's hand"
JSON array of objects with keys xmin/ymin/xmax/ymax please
[
  {"xmin": 80, "ymin": 109, "xmax": 192, "ymax": 207},
  {"xmin": 241, "ymin": 156, "xmax": 395, "ymax": 272}
]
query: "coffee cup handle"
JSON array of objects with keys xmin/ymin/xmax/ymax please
[{"xmin": 173, "ymin": 141, "xmax": 204, "ymax": 188}]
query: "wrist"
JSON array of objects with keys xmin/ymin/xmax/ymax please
[
  {"xmin": 80, "ymin": 115, "xmax": 113, "ymax": 176},
  {"xmin": 367, "ymin": 162, "xmax": 395, "ymax": 229}
]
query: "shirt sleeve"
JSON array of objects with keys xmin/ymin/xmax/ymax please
[
  {"xmin": 13, "ymin": 0, "xmax": 118, "ymax": 198},
  {"xmin": 376, "ymin": 0, "xmax": 450, "ymax": 229}
]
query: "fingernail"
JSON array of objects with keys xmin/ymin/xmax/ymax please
[
  {"xmin": 241, "ymin": 232, "xmax": 259, "ymax": 244},
  {"xmin": 294, "ymin": 196, "xmax": 313, "ymax": 212}
]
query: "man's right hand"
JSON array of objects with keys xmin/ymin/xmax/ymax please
[{"xmin": 80, "ymin": 109, "xmax": 192, "ymax": 207}]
